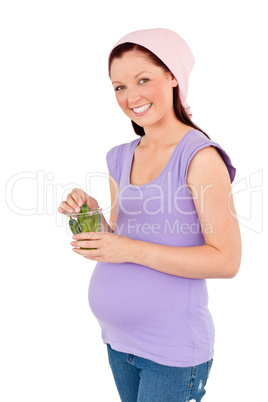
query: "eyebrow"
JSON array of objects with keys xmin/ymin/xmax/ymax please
[{"xmin": 112, "ymin": 70, "xmax": 152, "ymax": 85}]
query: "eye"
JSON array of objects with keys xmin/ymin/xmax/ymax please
[
  {"xmin": 139, "ymin": 78, "xmax": 149, "ymax": 85},
  {"xmin": 114, "ymin": 85, "xmax": 125, "ymax": 92}
]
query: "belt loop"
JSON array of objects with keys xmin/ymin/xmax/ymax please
[{"xmin": 127, "ymin": 354, "xmax": 135, "ymax": 364}]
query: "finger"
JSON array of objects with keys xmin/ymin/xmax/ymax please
[
  {"xmin": 65, "ymin": 194, "xmax": 82, "ymax": 213},
  {"xmin": 72, "ymin": 247, "xmax": 100, "ymax": 259},
  {"xmin": 71, "ymin": 190, "xmax": 84, "ymax": 208},
  {"xmin": 71, "ymin": 189, "xmax": 96, "ymax": 210},
  {"xmin": 71, "ymin": 240, "xmax": 99, "ymax": 249},
  {"xmin": 86, "ymin": 196, "xmax": 100, "ymax": 210},
  {"xmin": 72, "ymin": 190, "xmax": 99, "ymax": 210},
  {"xmin": 59, "ymin": 201, "xmax": 78, "ymax": 214},
  {"xmin": 72, "ymin": 231, "xmax": 103, "ymax": 240}
]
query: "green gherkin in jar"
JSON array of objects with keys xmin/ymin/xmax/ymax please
[
  {"xmin": 92, "ymin": 212, "xmax": 100, "ymax": 232},
  {"xmin": 76, "ymin": 204, "xmax": 98, "ymax": 250},
  {"xmin": 77, "ymin": 204, "xmax": 94, "ymax": 232},
  {"xmin": 69, "ymin": 217, "xmax": 82, "ymax": 235}
]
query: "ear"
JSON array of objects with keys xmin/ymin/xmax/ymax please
[{"xmin": 169, "ymin": 72, "xmax": 178, "ymax": 87}]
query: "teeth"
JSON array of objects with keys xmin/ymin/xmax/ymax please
[{"xmin": 133, "ymin": 103, "xmax": 152, "ymax": 113}]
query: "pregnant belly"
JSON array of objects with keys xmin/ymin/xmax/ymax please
[{"xmin": 88, "ymin": 261, "xmax": 191, "ymax": 330}]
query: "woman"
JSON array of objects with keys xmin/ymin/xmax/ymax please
[{"xmin": 58, "ymin": 28, "xmax": 242, "ymax": 401}]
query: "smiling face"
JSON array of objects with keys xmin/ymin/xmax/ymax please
[{"xmin": 110, "ymin": 50, "xmax": 178, "ymax": 131}]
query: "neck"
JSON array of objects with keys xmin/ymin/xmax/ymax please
[{"xmin": 142, "ymin": 113, "xmax": 190, "ymax": 148}]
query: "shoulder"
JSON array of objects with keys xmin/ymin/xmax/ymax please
[
  {"xmin": 187, "ymin": 145, "xmax": 232, "ymax": 190},
  {"xmin": 186, "ymin": 146, "xmax": 232, "ymax": 200},
  {"xmin": 183, "ymin": 130, "xmax": 236, "ymax": 184}
]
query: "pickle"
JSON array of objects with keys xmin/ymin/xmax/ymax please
[
  {"xmin": 80, "ymin": 204, "xmax": 90, "ymax": 214},
  {"xmin": 69, "ymin": 217, "xmax": 82, "ymax": 235},
  {"xmin": 92, "ymin": 212, "xmax": 100, "ymax": 232},
  {"xmin": 76, "ymin": 204, "xmax": 96, "ymax": 250},
  {"xmin": 77, "ymin": 204, "xmax": 94, "ymax": 232}
]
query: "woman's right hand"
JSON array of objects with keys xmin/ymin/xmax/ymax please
[{"xmin": 58, "ymin": 188, "xmax": 99, "ymax": 214}]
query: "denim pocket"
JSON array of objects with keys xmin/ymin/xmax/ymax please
[{"xmin": 205, "ymin": 358, "xmax": 213, "ymax": 386}]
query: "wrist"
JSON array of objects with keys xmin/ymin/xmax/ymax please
[{"xmin": 127, "ymin": 238, "xmax": 142, "ymax": 264}]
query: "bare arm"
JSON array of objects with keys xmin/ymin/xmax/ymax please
[
  {"xmin": 127, "ymin": 147, "xmax": 242, "ymax": 279},
  {"xmin": 102, "ymin": 173, "xmax": 118, "ymax": 233}
]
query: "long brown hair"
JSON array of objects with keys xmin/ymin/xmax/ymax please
[{"xmin": 109, "ymin": 43, "xmax": 211, "ymax": 140}]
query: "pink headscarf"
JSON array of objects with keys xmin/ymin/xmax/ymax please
[{"xmin": 109, "ymin": 28, "xmax": 195, "ymax": 118}]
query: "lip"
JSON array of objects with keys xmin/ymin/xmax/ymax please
[{"xmin": 131, "ymin": 103, "xmax": 152, "ymax": 117}]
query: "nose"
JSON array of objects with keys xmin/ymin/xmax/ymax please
[{"xmin": 127, "ymin": 86, "xmax": 142, "ymax": 106}]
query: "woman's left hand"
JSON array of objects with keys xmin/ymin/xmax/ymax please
[{"xmin": 70, "ymin": 231, "xmax": 134, "ymax": 263}]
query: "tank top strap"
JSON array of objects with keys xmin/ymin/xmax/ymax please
[{"xmin": 106, "ymin": 139, "xmax": 140, "ymax": 186}]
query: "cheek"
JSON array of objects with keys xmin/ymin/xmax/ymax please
[
  {"xmin": 157, "ymin": 85, "xmax": 173, "ymax": 108},
  {"xmin": 147, "ymin": 83, "xmax": 170, "ymax": 104},
  {"xmin": 115, "ymin": 94, "xmax": 127, "ymax": 110}
]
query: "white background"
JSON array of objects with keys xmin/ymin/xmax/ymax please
[{"xmin": 1, "ymin": 0, "xmax": 267, "ymax": 401}]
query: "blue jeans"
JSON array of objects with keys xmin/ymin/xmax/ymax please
[{"xmin": 107, "ymin": 343, "xmax": 213, "ymax": 402}]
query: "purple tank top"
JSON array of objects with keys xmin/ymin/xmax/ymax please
[{"xmin": 88, "ymin": 129, "xmax": 236, "ymax": 367}]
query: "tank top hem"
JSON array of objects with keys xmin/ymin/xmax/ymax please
[{"xmin": 103, "ymin": 338, "xmax": 214, "ymax": 368}]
